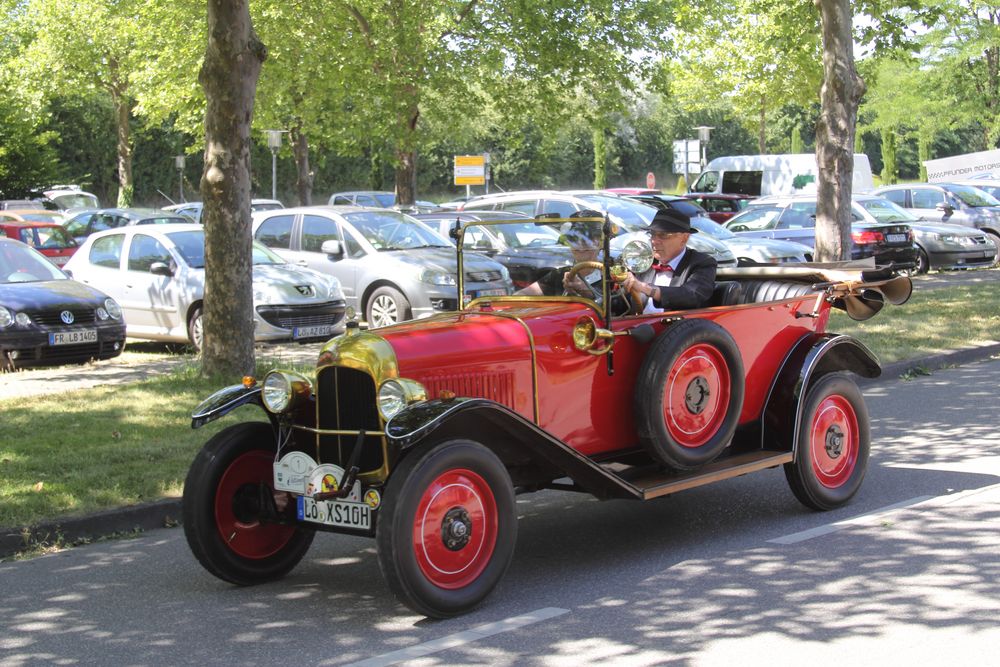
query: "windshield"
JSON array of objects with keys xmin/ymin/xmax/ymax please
[
  {"xmin": 165, "ymin": 230, "xmax": 206, "ymax": 268},
  {"xmin": 0, "ymin": 239, "xmax": 67, "ymax": 283},
  {"xmin": 17, "ymin": 212, "xmax": 65, "ymax": 224},
  {"xmin": 344, "ymin": 210, "xmax": 451, "ymax": 250},
  {"xmin": 374, "ymin": 193, "xmax": 395, "ymax": 207},
  {"xmin": 949, "ymin": 184, "xmax": 1000, "ymax": 207},
  {"xmin": 858, "ymin": 198, "xmax": 919, "ymax": 223},
  {"xmin": 251, "ymin": 241, "xmax": 287, "ymax": 265},
  {"xmin": 725, "ymin": 206, "xmax": 783, "ymax": 231},
  {"xmin": 487, "ymin": 222, "xmax": 562, "ymax": 248},
  {"xmin": 689, "ymin": 216, "xmax": 736, "ymax": 240},
  {"xmin": 577, "ymin": 194, "xmax": 656, "ymax": 229}
]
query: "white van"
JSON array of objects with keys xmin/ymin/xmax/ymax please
[{"xmin": 689, "ymin": 154, "xmax": 875, "ymax": 198}]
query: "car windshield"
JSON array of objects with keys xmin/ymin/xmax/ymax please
[
  {"xmin": 16, "ymin": 212, "xmax": 64, "ymax": 224},
  {"xmin": 344, "ymin": 210, "xmax": 451, "ymax": 250},
  {"xmin": 858, "ymin": 198, "xmax": 919, "ymax": 223},
  {"xmin": 51, "ymin": 193, "xmax": 99, "ymax": 209},
  {"xmin": 577, "ymin": 194, "xmax": 656, "ymax": 229},
  {"xmin": 725, "ymin": 206, "xmax": 783, "ymax": 231},
  {"xmin": 137, "ymin": 215, "xmax": 189, "ymax": 225},
  {"xmin": 251, "ymin": 241, "xmax": 287, "ymax": 265},
  {"xmin": 0, "ymin": 240, "xmax": 67, "ymax": 283},
  {"xmin": 490, "ymin": 222, "xmax": 562, "ymax": 248},
  {"xmin": 165, "ymin": 230, "xmax": 206, "ymax": 268},
  {"xmin": 948, "ymin": 185, "xmax": 1000, "ymax": 207},
  {"xmin": 689, "ymin": 216, "xmax": 737, "ymax": 240},
  {"xmin": 373, "ymin": 193, "xmax": 395, "ymax": 207}
]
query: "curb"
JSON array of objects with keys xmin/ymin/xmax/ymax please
[{"xmin": 4, "ymin": 342, "xmax": 1000, "ymax": 559}]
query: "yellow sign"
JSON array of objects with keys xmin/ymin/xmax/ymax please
[{"xmin": 454, "ymin": 155, "xmax": 486, "ymax": 185}]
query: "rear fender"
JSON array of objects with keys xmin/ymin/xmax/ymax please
[
  {"xmin": 191, "ymin": 384, "xmax": 275, "ymax": 429},
  {"xmin": 761, "ymin": 333, "xmax": 879, "ymax": 455},
  {"xmin": 386, "ymin": 398, "xmax": 642, "ymax": 500}
]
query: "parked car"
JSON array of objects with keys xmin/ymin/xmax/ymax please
[
  {"xmin": 182, "ymin": 213, "xmax": 912, "ymax": 618},
  {"xmin": 163, "ymin": 199, "xmax": 285, "ymax": 223},
  {"xmin": 40, "ymin": 185, "xmax": 100, "ymax": 210},
  {"xmin": 624, "ymin": 193, "xmax": 810, "ymax": 266},
  {"xmin": 952, "ymin": 179, "xmax": 1000, "ymax": 201},
  {"xmin": 725, "ymin": 195, "xmax": 918, "ymax": 268},
  {"xmin": 873, "ymin": 183, "xmax": 1000, "ymax": 253},
  {"xmin": 62, "ymin": 208, "xmax": 190, "ymax": 243},
  {"xmin": 252, "ymin": 206, "xmax": 512, "ymax": 328},
  {"xmin": 460, "ymin": 190, "xmax": 739, "ymax": 268},
  {"xmin": 852, "ymin": 195, "xmax": 998, "ymax": 273},
  {"xmin": 327, "ymin": 191, "xmax": 438, "ymax": 212},
  {"xmin": 682, "ymin": 193, "xmax": 756, "ymax": 224},
  {"xmin": 0, "ymin": 200, "xmax": 42, "ymax": 210},
  {"xmin": 64, "ymin": 224, "xmax": 346, "ymax": 350},
  {"xmin": 415, "ymin": 210, "xmax": 573, "ymax": 288},
  {"xmin": 0, "ymin": 219, "xmax": 79, "ymax": 267},
  {"xmin": 0, "ymin": 209, "xmax": 66, "ymax": 225},
  {"xmin": 1, "ymin": 236, "xmax": 125, "ymax": 370}
]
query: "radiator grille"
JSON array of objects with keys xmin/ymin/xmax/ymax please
[
  {"xmin": 256, "ymin": 301, "xmax": 346, "ymax": 329},
  {"xmin": 29, "ymin": 308, "xmax": 97, "ymax": 326},
  {"xmin": 315, "ymin": 365, "xmax": 383, "ymax": 471}
]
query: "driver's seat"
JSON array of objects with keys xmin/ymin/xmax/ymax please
[{"xmin": 707, "ymin": 281, "xmax": 743, "ymax": 307}]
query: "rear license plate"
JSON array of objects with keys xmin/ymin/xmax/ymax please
[
  {"xmin": 886, "ymin": 233, "xmax": 908, "ymax": 243},
  {"xmin": 297, "ymin": 495, "xmax": 371, "ymax": 530},
  {"xmin": 49, "ymin": 329, "xmax": 97, "ymax": 345},
  {"xmin": 293, "ymin": 325, "xmax": 332, "ymax": 339}
]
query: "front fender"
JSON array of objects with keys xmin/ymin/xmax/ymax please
[
  {"xmin": 191, "ymin": 384, "xmax": 269, "ymax": 429},
  {"xmin": 761, "ymin": 333, "xmax": 880, "ymax": 453}
]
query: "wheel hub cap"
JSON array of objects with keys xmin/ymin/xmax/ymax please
[
  {"xmin": 825, "ymin": 424, "xmax": 844, "ymax": 458},
  {"xmin": 684, "ymin": 376, "xmax": 711, "ymax": 414},
  {"xmin": 441, "ymin": 507, "xmax": 472, "ymax": 551}
]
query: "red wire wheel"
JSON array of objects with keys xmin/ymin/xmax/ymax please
[
  {"xmin": 377, "ymin": 440, "xmax": 517, "ymax": 618},
  {"xmin": 411, "ymin": 468, "xmax": 499, "ymax": 589},
  {"xmin": 214, "ymin": 451, "xmax": 297, "ymax": 560},
  {"xmin": 183, "ymin": 422, "xmax": 314, "ymax": 585},
  {"xmin": 785, "ymin": 373, "xmax": 871, "ymax": 511},
  {"xmin": 636, "ymin": 319, "xmax": 745, "ymax": 470}
]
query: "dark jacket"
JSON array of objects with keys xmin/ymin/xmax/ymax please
[{"xmin": 635, "ymin": 248, "xmax": 717, "ymax": 311}]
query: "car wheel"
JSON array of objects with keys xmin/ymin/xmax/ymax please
[
  {"xmin": 634, "ymin": 319, "xmax": 745, "ymax": 471},
  {"xmin": 366, "ymin": 286, "xmax": 411, "ymax": 328},
  {"xmin": 914, "ymin": 246, "xmax": 929, "ymax": 274},
  {"xmin": 376, "ymin": 439, "xmax": 517, "ymax": 618},
  {"xmin": 187, "ymin": 306, "xmax": 204, "ymax": 352},
  {"xmin": 987, "ymin": 233, "xmax": 1000, "ymax": 268},
  {"xmin": 784, "ymin": 373, "xmax": 870, "ymax": 511},
  {"xmin": 182, "ymin": 422, "xmax": 315, "ymax": 585}
]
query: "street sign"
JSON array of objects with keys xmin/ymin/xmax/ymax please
[
  {"xmin": 646, "ymin": 172, "xmax": 656, "ymax": 190},
  {"xmin": 672, "ymin": 139, "xmax": 701, "ymax": 175},
  {"xmin": 454, "ymin": 155, "xmax": 486, "ymax": 186}
]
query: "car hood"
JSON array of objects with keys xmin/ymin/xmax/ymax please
[
  {"xmin": 252, "ymin": 263, "xmax": 343, "ymax": 303},
  {"xmin": 0, "ymin": 278, "xmax": 111, "ymax": 310},
  {"xmin": 385, "ymin": 246, "xmax": 505, "ymax": 276},
  {"xmin": 909, "ymin": 221, "xmax": 986, "ymax": 236}
]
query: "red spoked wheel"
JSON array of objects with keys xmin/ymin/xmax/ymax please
[
  {"xmin": 183, "ymin": 422, "xmax": 314, "ymax": 585},
  {"xmin": 785, "ymin": 373, "xmax": 870, "ymax": 511},
  {"xmin": 377, "ymin": 440, "xmax": 516, "ymax": 618},
  {"xmin": 636, "ymin": 319, "xmax": 745, "ymax": 470},
  {"xmin": 412, "ymin": 468, "xmax": 499, "ymax": 589}
]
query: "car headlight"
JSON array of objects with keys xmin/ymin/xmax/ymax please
[
  {"xmin": 261, "ymin": 371, "xmax": 312, "ymax": 414},
  {"xmin": 419, "ymin": 269, "xmax": 456, "ymax": 286},
  {"xmin": 377, "ymin": 378, "xmax": 427, "ymax": 420},
  {"xmin": 0, "ymin": 306, "xmax": 13, "ymax": 328},
  {"xmin": 497, "ymin": 264, "xmax": 510, "ymax": 282},
  {"xmin": 939, "ymin": 235, "xmax": 975, "ymax": 247},
  {"xmin": 326, "ymin": 277, "xmax": 343, "ymax": 299},
  {"xmin": 104, "ymin": 298, "xmax": 123, "ymax": 320}
]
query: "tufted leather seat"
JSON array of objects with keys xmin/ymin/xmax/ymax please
[
  {"xmin": 707, "ymin": 281, "xmax": 744, "ymax": 307},
  {"xmin": 737, "ymin": 280, "xmax": 818, "ymax": 304}
]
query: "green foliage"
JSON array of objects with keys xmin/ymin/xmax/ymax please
[{"xmin": 791, "ymin": 126, "xmax": 804, "ymax": 153}]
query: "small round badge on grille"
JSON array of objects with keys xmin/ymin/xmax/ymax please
[{"xmin": 60, "ymin": 310, "xmax": 75, "ymax": 324}]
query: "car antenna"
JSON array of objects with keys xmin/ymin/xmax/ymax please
[{"xmin": 158, "ymin": 190, "xmax": 177, "ymax": 206}]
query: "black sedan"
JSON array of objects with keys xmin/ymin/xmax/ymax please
[
  {"xmin": 415, "ymin": 210, "xmax": 573, "ymax": 289},
  {"xmin": 0, "ymin": 237, "xmax": 126, "ymax": 370}
]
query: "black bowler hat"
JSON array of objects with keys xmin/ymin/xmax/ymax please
[{"xmin": 644, "ymin": 208, "xmax": 698, "ymax": 234}]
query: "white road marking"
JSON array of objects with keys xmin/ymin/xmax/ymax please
[
  {"xmin": 768, "ymin": 496, "xmax": 935, "ymax": 544},
  {"xmin": 344, "ymin": 607, "xmax": 570, "ymax": 667}
]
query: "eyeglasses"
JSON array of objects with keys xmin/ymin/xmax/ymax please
[{"xmin": 649, "ymin": 231, "xmax": 684, "ymax": 240}]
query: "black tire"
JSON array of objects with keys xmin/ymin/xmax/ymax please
[
  {"xmin": 187, "ymin": 306, "xmax": 204, "ymax": 352},
  {"xmin": 784, "ymin": 373, "xmax": 870, "ymax": 511},
  {"xmin": 366, "ymin": 286, "xmax": 411, "ymax": 328},
  {"xmin": 183, "ymin": 422, "xmax": 314, "ymax": 585},
  {"xmin": 635, "ymin": 319, "xmax": 745, "ymax": 470},
  {"xmin": 376, "ymin": 439, "xmax": 517, "ymax": 618},
  {"xmin": 914, "ymin": 246, "xmax": 929, "ymax": 274},
  {"xmin": 987, "ymin": 233, "xmax": 1000, "ymax": 269}
]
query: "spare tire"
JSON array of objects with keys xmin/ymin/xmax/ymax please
[{"xmin": 634, "ymin": 318, "xmax": 745, "ymax": 470}]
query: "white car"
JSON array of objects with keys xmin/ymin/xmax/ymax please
[{"xmin": 64, "ymin": 223, "xmax": 346, "ymax": 350}]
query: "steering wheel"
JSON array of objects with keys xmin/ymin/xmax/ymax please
[{"xmin": 562, "ymin": 261, "xmax": 604, "ymax": 298}]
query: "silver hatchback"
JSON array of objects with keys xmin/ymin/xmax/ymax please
[{"xmin": 252, "ymin": 206, "xmax": 512, "ymax": 328}]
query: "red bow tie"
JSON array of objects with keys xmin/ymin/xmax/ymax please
[{"xmin": 653, "ymin": 263, "xmax": 674, "ymax": 273}]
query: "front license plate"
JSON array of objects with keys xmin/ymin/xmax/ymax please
[
  {"xmin": 293, "ymin": 325, "xmax": 332, "ymax": 339},
  {"xmin": 473, "ymin": 288, "xmax": 507, "ymax": 298},
  {"xmin": 49, "ymin": 329, "xmax": 97, "ymax": 345},
  {"xmin": 297, "ymin": 495, "xmax": 371, "ymax": 530},
  {"xmin": 886, "ymin": 233, "xmax": 907, "ymax": 243}
]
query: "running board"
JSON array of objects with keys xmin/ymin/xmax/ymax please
[{"xmin": 628, "ymin": 450, "xmax": 793, "ymax": 500}]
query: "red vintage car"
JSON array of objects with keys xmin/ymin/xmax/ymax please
[{"xmin": 182, "ymin": 216, "xmax": 911, "ymax": 618}]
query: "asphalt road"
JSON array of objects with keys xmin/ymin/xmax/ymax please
[{"xmin": 2, "ymin": 358, "xmax": 998, "ymax": 666}]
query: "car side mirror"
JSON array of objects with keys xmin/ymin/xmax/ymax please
[
  {"xmin": 936, "ymin": 203, "xmax": 954, "ymax": 214},
  {"xmin": 320, "ymin": 239, "xmax": 343, "ymax": 257},
  {"xmin": 150, "ymin": 261, "xmax": 174, "ymax": 277}
]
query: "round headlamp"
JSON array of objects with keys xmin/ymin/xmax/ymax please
[
  {"xmin": 261, "ymin": 371, "xmax": 311, "ymax": 414},
  {"xmin": 0, "ymin": 307, "xmax": 13, "ymax": 328},
  {"xmin": 378, "ymin": 380, "xmax": 407, "ymax": 420},
  {"xmin": 104, "ymin": 298, "xmax": 123, "ymax": 320}
]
